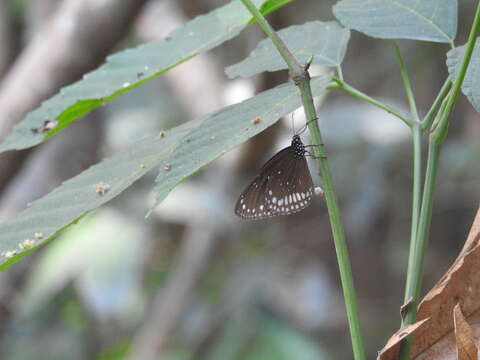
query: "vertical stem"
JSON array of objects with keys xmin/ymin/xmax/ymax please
[
  {"xmin": 402, "ymin": 124, "xmax": 422, "ymax": 309},
  {"xmin": 239, "ymin": 1, "xmax": 366, "ymax": 359},
  {"xmin": 398, "ymin": 141, "xmax": 440, "ymax": 358},
  {"xmin": 298, "ymin": 77, "xmax": 366, "ymax": 360}
]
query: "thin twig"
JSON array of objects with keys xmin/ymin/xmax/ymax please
[
  {"xmin": 328, "ymin": 78, "xmax": 412, "ymax": 127},
  {"xmin": 391, "ymin": 41, "xmax": 420, "ymax": 123}
]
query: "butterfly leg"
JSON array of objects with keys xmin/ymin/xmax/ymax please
[
  {"xmin": 305, "ymin": 117, "xmax": 318, "ymax": 127},
  {"xmin": 305, "ymin": 150, "xmax": 327, "ymax": 159}
]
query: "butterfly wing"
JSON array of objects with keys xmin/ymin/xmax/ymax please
[
  {"xmin": 264, "ymin": 151, "xmax": 314, "ymax": 217},
  {"xmin": 235, "ymin": 147, "xmax": 291, "ymax": 219},
  {"xmin": 235, "ymin": 147, "xmax": 314, "ymax": 220}
]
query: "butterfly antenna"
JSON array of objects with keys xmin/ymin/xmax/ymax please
[
  {"xmin": 297, "ymin": 117, "xmax": 319, "ymax": 135},
  {"xmin": 290, "ymin": 112, "xmax": 295, "ymax": 136}
]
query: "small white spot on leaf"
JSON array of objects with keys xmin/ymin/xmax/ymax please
[{"xmin": 94, "ymin": 182, "xmax": 111, "ymax": 196}]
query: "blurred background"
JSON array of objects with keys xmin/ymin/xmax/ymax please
[{"xmin": 0, "ymin": 0, "xmax": 478, "ymax": 359}]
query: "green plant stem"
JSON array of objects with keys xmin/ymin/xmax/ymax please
[
  {"xmin": 391, "ymin": 41, "xmax": 420, "ymax": 123},
  {"xmin": 440, "ymin": 12, "xmax": 480, "ymax": 129},
  {"xmin": 240, "ymin": 2, "xmax": 366, "ymax": 359},
  {"xmin": 422, "ymin": 79, "xmax": 452, "ymax": 131},
  {"xmin": 328, "ymin": 79, "xmax": 412, "ymax": 127},
  {"xmin": 298, "ymin": 79, "xmax": 366, "ymax": 360},
  {"xmin": 402, "ymin": 123, "xmax": 422, "ymax": 306},
  {"xmin": 337, "ymin": 65, "xmax": 345, "ymax": 81},
  {"xmin": 240, "ymin": 0, "xmax": 301, "ymax": 73},
  {"xmin": 393, "ymin": 38, "xmax": 423, "ymax": 330},
  {"xmin": 399, "ymin": 2, "xmax": 480, "ymax": 359},
  {"xmin": 430, "ymin": 89, "xmax": 452, "ymax": 133},
  {"xmin": 398, "ymin": 140, "xmax": 440, "ymax": 359}
]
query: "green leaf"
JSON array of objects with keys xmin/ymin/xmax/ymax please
[
  {"xmin": 226, "ymin": 21, "xmax": 350, "ymax": 78},
  {"xmin": 447, "ymin": 39, "xmax": 480, "ymax": 111},
  {"xmin": 152, "ymin": 75, "xmax": 332, "ymax": 209},
  {"xmin": 0, "ymin": 0, "xmax": 292, "ymax": 153},
  {"xmin": 0, "ymin": 75, "xmax": 331, "ymax": 270},
  {"xmin": 333, "ymin": 0, "xmax": 457, "ymax": 43},
  {"xmin": 255, "ymin": 0, "xmax": 295, "ymax": 21},
  {"xmin": 0, "ymin": 122, "xmax": 195, "ymax": 270}
]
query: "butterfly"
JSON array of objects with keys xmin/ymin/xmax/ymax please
[{"xmin": 235, "ymin": 134, "xmax": 314, "ymax": 220}]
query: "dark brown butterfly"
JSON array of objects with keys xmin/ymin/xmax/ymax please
[{"xmin": 235, "ymin": 135, "xmax": 314, "ymax": 220}]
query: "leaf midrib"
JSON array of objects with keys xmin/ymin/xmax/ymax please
[{"xmin": 382, "ymin": 0, "xmax": 452, "ymax": 42}]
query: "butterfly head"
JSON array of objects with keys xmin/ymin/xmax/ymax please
[{"xmin": 291, "ymin": 135, "xmax": 306, "ymax": 157}]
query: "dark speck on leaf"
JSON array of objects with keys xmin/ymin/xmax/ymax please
[
  {"xmin": 41, "ymin": 119, "xmax": 58, "ymax": 132},
  {"xmin": 30, "ymin": 119, "xmax": 59, "ymax": 134}
]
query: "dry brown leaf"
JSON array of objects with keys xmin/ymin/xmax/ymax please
[
  {"xmin": 453, "ymin": 303, "xmax": 478, "ymax": 360},
  {"xmin": 378, "ymin": 319, "xmax": 431, "ymax": 359},
  {"xmin": 378, "ymin": 207, "xmax": 480, "ymax": 360}
]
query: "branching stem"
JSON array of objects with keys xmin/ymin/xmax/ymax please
[{"xmin": 399, "ymin": 2, "xmax": 480, "ymax": 359}]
